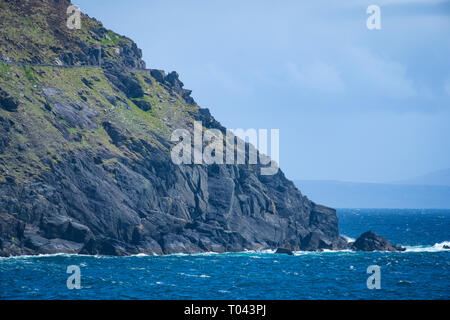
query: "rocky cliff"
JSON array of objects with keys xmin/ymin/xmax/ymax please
[{"xmin": 0, "ymin": 0, "xmax": 349, "ymax": 256}]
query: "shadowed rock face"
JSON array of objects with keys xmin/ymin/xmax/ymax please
[
  {"xmin": 0, "ymin": 145, "xmax": 349, "ymax": 256},
  {"xmin": 351, "ymin": 231, "xmax": 405, "ymax": 252},
  {"xmin": 0, "ymin": 88, "xmax": 19, "ymax": 112},
  {"xmin": 0, "ymin": 0, "xmax": 352, "ymax": 256}
]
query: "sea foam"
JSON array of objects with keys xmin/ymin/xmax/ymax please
[{"xmin": 403, "ymin": 241, "xmax": 450, "ymax": 253}]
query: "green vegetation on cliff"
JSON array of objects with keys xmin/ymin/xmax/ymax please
[{"xmin": 0, "ymin": 61, "xmax": 199, "ymax": 184}]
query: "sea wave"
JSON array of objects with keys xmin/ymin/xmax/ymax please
[
  {"xmin": 179, "ymin": 272, "xmax": 211, "ymax": 278},
  {"xmin": 293, "ymin": 249, "xmax": 354, "ymax": 256},
  {"xmin": 342, "ymin": 235, "xmax": 356, "ymax": 243},
  {"xmin": 1, "ymin": 242, "xmax": 448, "ymax": 260},
  {"xmin": 403, "ymin": 241, "xmax": 450, "ymax": 253},
  {"xmin": 0, "ymin": 253, "xmax": 81, "ymax": 260}
]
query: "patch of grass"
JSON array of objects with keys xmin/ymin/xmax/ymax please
[
  {"xmin": 23, "ymin": 66, "xmax": 37, "ymax": 84},
  {"xmin": 0, "ymin": 63, "xmax": 12, "ymax": 80},
  {"xmin": 101, "ymin": 31, "xmax": 123, "ymax": 46}
]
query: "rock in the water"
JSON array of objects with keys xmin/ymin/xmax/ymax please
[
  {"xmin": 351, "ymin": 231, "xmax": 405, "ymax": 252},
  {"xmin": 443, "ymin": 245, "xmax": 450, "ymax": 250},
  {"xmin": 275, "ymin": 248, "xmax": 294, "ymax": 255}
]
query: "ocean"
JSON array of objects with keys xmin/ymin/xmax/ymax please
[{"xmin": 1, "ymin": 209, "xmax": 449, "ymax": 300}]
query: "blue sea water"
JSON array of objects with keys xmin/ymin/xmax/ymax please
[{"xmin": 1, "ymin": 209, "xmax": 449, "ymax": 300}]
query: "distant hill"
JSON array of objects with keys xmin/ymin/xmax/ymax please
[
  {"xmin": 393, "ymin": 168, "xmax": 450, "ymax": 186},
  {"xmin": 294, "ymin": 180, "xmax": 450, "ymax": 209}
]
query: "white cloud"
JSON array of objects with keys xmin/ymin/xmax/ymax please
[
  {"xmin": 286, "ymin": 60, "xmax": 345, "ymax": 93},
  {"xmin": 199, "ymin": 62, "xmax": 252, "ymax": 96},
  {"xmin": 343, "ymin": 46, "xmax": 417, "ymax": 99}
]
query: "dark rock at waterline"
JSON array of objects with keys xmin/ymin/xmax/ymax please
[
  {"xmin": 443, "ymin": 245, "xmax": 450, "ymax": 250},
  {"xmin": 351, "ymin": 231, "xmax": 405, "ymax": 252},
  {"xmin": 275, "ymin": 248, "xmax": 294, "ymax": 255},
  {"xmin": 80, "ymin": 237, "xmax": 133, "ymax": 256},
  {"xmin": 0, "ymin": 143, "xmax": 350, "ymax": 256}
]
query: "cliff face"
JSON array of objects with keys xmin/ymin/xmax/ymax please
[{"xmin": 0, "ymin": 0, "xmax": 347, "ymax": 256}]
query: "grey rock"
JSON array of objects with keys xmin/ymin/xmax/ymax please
[
  {"xmin": 0, "ymin": 116, "xmax": 14, "ymax": 153},
  {"xmin": 42, "ymin": 87, "xmax": 63, "ymax": 98},
  {"xmin": 0, "ymin": 88, "xmax": 19, "ymax": 112},
  {"xmin": 351, "ymin": 231, "xmax": 405, "ymax": 252},
  {"xmin": 150, "ymin": 69, "xmax": 166, "ymax": 83},
  {"xmin": 133, "ymin": 99, "xmax": 152, "ymax": 111},
  {"xmin": 149, "ymin": 69, "xmax": 196, "ymax": 106},
  {"xmin": 301, "ymin": 231, "xmax": 332, "ymax": 251},
  {"xmin": 52, "ymin": 101, "xmax": 98, "ymax": 130},
  {"xmin": 101, "ymin": 91, "xmax": 118, "ymax": 106},
  {"xmin": 40, "ymin": 215, "xmax": 92, "ymax": 243},
  {"xmin": 24, "ymin": 232, "xmax": 83, "ymax": 254},
  {"xmin": 104, "ymin": 67, "xmax": 144, "ymax": 99},
  {"xmin": 80, "ymin": 237, "xmax": 132, "ymax": 256},
  {"xmin": 102, "ymin": 121, "xmax": 127, "ymax": 146},
  {"xmin": 81, "ymin": 77, "xmax": 94, "ymax": 89}
]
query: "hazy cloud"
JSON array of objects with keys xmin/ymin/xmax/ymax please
[{"xmin": 286, "ymin": 60, "xmax": 345, "ymax": 93}]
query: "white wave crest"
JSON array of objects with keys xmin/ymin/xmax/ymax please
[
  {"xmin": 292, "ymin": 249, "xmax": 354, "ymax": 256},
  {"xmin": 404, "ymin": 241, "xmax": 450, "ymax": 253},
  {"xmin": 342, "ymin": 235, "xmax": 356, "ymax": 243},
  {"xmin": 0, "ymin": 253, "xmax": 84, "ymax": 260},
  {"xmin": 179, "ymin": 272, "xmax": 211, "ymax": 278}
]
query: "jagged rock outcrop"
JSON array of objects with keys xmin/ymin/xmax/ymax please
[
  {"xmin": 0, "ymin": 0, "xmax": 356, "ymax": 256},
  {"xmin": 351, "ymin": 231, "xmax": 405, "ymax": 252},
  {"xmin": 149, "ymin": 69, "xmax": 197, "ymax": 106}
]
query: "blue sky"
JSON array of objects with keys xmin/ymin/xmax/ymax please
[{"xmin": 76, "ymin": 0, "xmax": 450, "ymax": 183}]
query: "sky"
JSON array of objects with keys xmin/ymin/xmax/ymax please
[{"xmin": 75, "ymin": 0, "xmax": 450, "ymax": 183}]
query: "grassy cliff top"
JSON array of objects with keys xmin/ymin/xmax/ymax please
[{"xmin": 0, "ymin": 0, "xmax": 144, "ymax": 68}]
